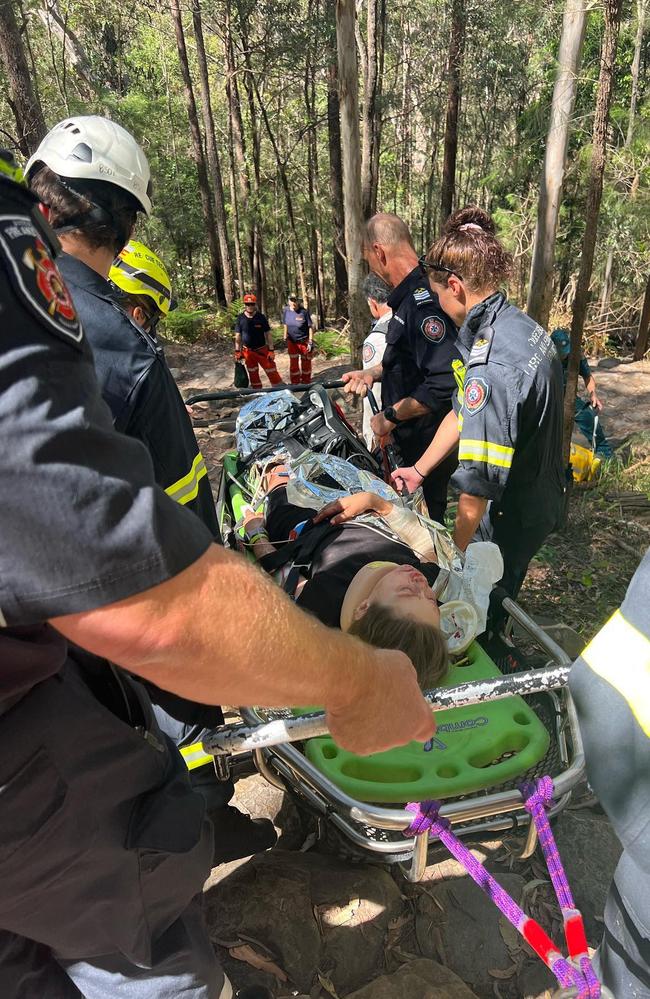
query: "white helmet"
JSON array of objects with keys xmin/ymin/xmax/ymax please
[{"xmin": 26, "ymin": 115, "xmax": 152, "ymax": 215}]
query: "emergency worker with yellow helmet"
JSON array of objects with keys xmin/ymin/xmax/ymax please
[{"xmin": 110, "ymin": 238, "xmax": 175, "ymax": 332}]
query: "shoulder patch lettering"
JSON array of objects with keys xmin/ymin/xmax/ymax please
[
  {"xmin": 0, "ymin": 214, "xmax": 82, "ymax": 347},
  {"xmin": 362, "ymin": 340, "xmax": 376, "ymax": 364},
  {"xmin": 464, "ymin": 376, "xmax": 491, "ymax": 415},
  {"xmin": 421, "ymin": 315, "xmax": 446, "ymax": 344},
  {"xmin": 468, "ymin": 325, "xmax": 494, "ymax": 367},
  {"xmin": 413, "ymin": 286, "xmax": 433, "ymax": 305}
]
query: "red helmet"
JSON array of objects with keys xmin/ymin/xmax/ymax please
[{"xmin": 243, "ymin": 293, "xmax": 257, "ymax": 304}]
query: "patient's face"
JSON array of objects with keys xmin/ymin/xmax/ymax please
[{"xmin": 366, "ymin": 564, "xmax": 440, "ymax": 628}]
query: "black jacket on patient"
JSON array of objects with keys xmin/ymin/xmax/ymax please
[{"xmin": 264, "ymin": 487, "xmax": 447, "ymax": 687}]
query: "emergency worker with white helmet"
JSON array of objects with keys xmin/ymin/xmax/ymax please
[
  {"xmin": 27, "ymin": 117, "xmax": 282, "ymax": 864},
  {"xmin": 26, "ymin": 116, "xmax": 219, "ymax": 537},
  {"xmin": 1, "ymin": 141, "xmax": 436, "ymax": 995}
]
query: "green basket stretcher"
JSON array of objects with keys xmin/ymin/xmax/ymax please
[
  {"xmin": 294, "ymin": 641, "xmax": 550, "ymax": 803},
  {"xmin": 211, "ymin": 385, "xmax": 584, "ymax": 880}
]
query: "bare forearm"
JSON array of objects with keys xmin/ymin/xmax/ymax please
[
  {"xmin": 392, "ymin": 397, "xmax": 429, "ymax": 421},
  {"xmin": 454, "ymin": 493, "xmax": 488, "ymax": 551},
  {"xmin": 417, "ymin": 410, "xmax": 460, "ymax": 474},
  {"xmin": 51, "ymin": 545, "xmax": 375, "ymax": 713}
]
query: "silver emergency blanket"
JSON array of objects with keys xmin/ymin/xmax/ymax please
[
  {"xmin": 236, "ymin": 390, "xmax": 299, "ymax": 458},
  {"xmin": 286, "ymin": 451, "xmax": 398, "ymax": 506}
]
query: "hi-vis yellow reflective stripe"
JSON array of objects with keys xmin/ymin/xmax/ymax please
[
  {"xmin": 452, "ymin": 358, "xmax": 466, "ymax": 404},
  {"xmin": 452, "ymin": 359, "xmax": 467, "ymax": 432},
  {"xmin": 180, "ymin": 741, "xmax": 214, "ymax": 770},
  {"xmin": 582, "ymin": 609, "xmax": 650, "ymax": 738},
  {"xmin": 165, "ymin": 452, "xmax": 207, "ymax": 506},
  {"xmin": 458, "ymin": 439, "xmax": 514, "ymax": 469}
]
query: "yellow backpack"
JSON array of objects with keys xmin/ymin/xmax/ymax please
[{"xmin": 570, "ymin": 441, "xmax": 602, "ymax": 483}]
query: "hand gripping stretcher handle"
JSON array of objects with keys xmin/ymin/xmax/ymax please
[
  {"xmin": 365, "ymin": 389, "xmax": 400, "ymax": 477},
  {"xmin": 185, "ymin": 380, "xmax": 346, "ymax": 405},
  {"xmin": 202, "ymin": 664, "xmax": 571, "ymax": 757}
]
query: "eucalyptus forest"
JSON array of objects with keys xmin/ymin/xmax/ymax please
[{"xmin": 0, "ymin": 0, "xmax": 647, "ymax": 361}]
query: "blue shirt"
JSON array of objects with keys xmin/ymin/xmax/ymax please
[{"xmin": 282, "ymin": 305, "xmax": 312, "ymax": 342}]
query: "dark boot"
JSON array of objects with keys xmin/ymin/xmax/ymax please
[{"xmin": 209, "ymin": 804, "xmax": 277, "ymax": 864}]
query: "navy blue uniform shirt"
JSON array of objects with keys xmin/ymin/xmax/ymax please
[
  {"xmin": 57, "ymin": 253, "xmax": 220, "ymax": 539},
  {"xmin": 0, "ymin": 178, "xmax": 212, "ymax": 697},
  {"xmin": 382, "ymin": 265, "xmax": 460, "ymax": 419},
  {"xmin": 235, "ymin": 309, "xmax": 271, "ymax": 350},
  {"xmin": 282, "ymin": 305, "xmax": 313, "ymax": 342}
]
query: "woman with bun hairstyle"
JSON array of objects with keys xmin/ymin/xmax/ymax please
[{"xmin": 392, "ymin": 206, "xmax": 565, "ymax": 619}]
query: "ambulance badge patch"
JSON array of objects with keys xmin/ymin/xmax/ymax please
[
  {"xmin": 363, "ymin": 341, "xmax": 376, "ymax": 363},
  {"xmin": 464, "ymin": 377, "xmax": 490, "ymax": 414},
  {"xmin": 421, "ymin": 315, "xmax": 446, "ymax": 343}
]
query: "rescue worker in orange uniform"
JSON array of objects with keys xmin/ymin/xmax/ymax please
[{"xmin": 234, "ymin": 293, "xmax": 282, "ymax": 389}]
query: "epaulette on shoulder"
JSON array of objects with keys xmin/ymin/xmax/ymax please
[
  {"xmin": 412, "ymin": 285, "xmax": 433, "ymax": 306},
  {"xmin": 467, "ymin": 326, "xmax": 494, "ymax": 367}
]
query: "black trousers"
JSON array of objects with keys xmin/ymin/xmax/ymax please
[
  {"xmin": 476, "ymin": 499, "xmax": 559, "ymax": 630},
  {"xmin": 0, "ymin": 659, "xmax": 226, "ymax": 998},
  {"xmin": 393, "ymin": 418, "xmax": 458, "ymax": 524}
]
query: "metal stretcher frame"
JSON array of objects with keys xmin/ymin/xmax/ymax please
[{"xmin": 200, "ymin": 380, "xmax": 585, "ymax": 882}]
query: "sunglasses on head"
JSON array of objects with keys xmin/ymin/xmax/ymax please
[{"xmin": 418, "ymin": 255, "xmax": 463, "ymax": 283}]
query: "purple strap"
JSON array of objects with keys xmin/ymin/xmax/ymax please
[
  {"xmin": 405, "ymin": 789, "xmax": 601, "ymax": 999},
  {"xmin": 522, "ymin": 777, "xmax": 575, "ymax": 911}
]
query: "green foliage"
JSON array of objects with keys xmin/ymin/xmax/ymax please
[
  {"xmin": 0, "ymin": 0, "xmax": 646, "ymax": 343},
  {"xmin": 313, "ymin": 329, "xmax": 350, "ymax": 358},
  {"xmin": 163, "ymin": 307, "xmax": 208, "ymax": 344}
]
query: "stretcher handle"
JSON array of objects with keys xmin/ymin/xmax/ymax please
[
  {"xmin": 366, "ymin": 389, "xmax": 401, "ymax": 479},
  {"xmin": 186, "ymin": 380, "xmax": 345, "ymax": 405},
  {"xmin": 202, "ymin": 664, "xmax": 571, "ymax": 757}
]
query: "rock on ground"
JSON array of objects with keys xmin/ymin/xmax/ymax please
[
  {"xmin": 345, "ymin": 958, "xmax": 479, "ymax": 998},
  {"xmin": 204, "ymin": 849, "xmax": 403, "ymax": 996}
]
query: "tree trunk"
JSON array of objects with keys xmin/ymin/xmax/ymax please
[
  {"xmin": 336, "ymin": 0, "xmax": 366, "ymax": 364},
  {"xmin": 235, "ymin": 3, "xmax": 266, "ymax": 307},
  {"xmin": 527, "ymin": 0, "xmax": 588, "ymax": 327},
  {"xmin": 361, "ymin": 0, "xmax": 380, "ymax": 216},
  {"xmin": 0, "ymin": 0, "xmax": 47, "ymax": 155},
  {"xmin": 369, "ymin": 0, "xmax": 386, "ymax": 216},
  {"xmin": 626, "ymin": 0, "xmax": 647, "ymax": 147},
  {"xmin": 633, "ymin": 273, "xmax": 650, "ymax": 360},
  {"xmin": 563, "ymin": 0, "xmax": 622, "ymax": 465},
  {"xmin": 191, "ymin": 0, "xmax": 234, "ymax": 304},
  {"xmin": 169, "ymin": 0, "xmax": 223, "ymax": 303},
  {"xmin": 599, "ymin": 248, "xmax": 614, "ymax": 318},
  {"xmin": 227, "ymin": 112, "xmax": 245, "ymax": 295},
  {"xmin": 327, "ymin": 61, "xmax": 348, "ymax": 317},
  {"xmin": 224, "ymin": 4, "xmax": 253, "ymax": 288},
  {"xmin": 253, "ymin": 77, "xmax": 308, "ymax": 304},
  {"xmin": 440, "ymin": 0, "xmax": 465, "ymax": 223},
  {"xmin": 304, "ymin": 0, "xmax": 325, "ymax": 329},
  {"xmin": 38, "ymin": 1, "xmax": 98, "ymax": 97}
]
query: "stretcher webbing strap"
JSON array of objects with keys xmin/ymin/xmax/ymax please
[{"xmin": 404, "ymin": 790, "xmax": 601, "ymax": 998}]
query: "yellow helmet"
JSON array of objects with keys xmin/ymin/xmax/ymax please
[
  {"xmin": 109, "ymin": 240, "xmax": 173, "ymax": 317},
  {"xmin": 0, "ymin": 149, "xmax": 25, "ymax": 186}
]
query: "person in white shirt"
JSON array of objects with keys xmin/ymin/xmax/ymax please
[{"xmin": 361, "ymin": 273, "xmax": 392, "ymax": 448}]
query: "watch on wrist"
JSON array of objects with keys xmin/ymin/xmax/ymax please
[{"xmin": 382, "ymin": 405, "xmax": 403, "ymax": 425}]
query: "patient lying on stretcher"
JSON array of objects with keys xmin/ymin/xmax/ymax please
[{"xmin": 241, "ymin": 465, "xmax": 449, "ymax": 688}]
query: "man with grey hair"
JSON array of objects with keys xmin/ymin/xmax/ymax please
[
  {"xmin": 361, "ymin": 273, "xmax": 392, "ymax": 448},
  {"xmin": 344, "ymin": 213, "xmax": 461, "ymax": 522}
]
